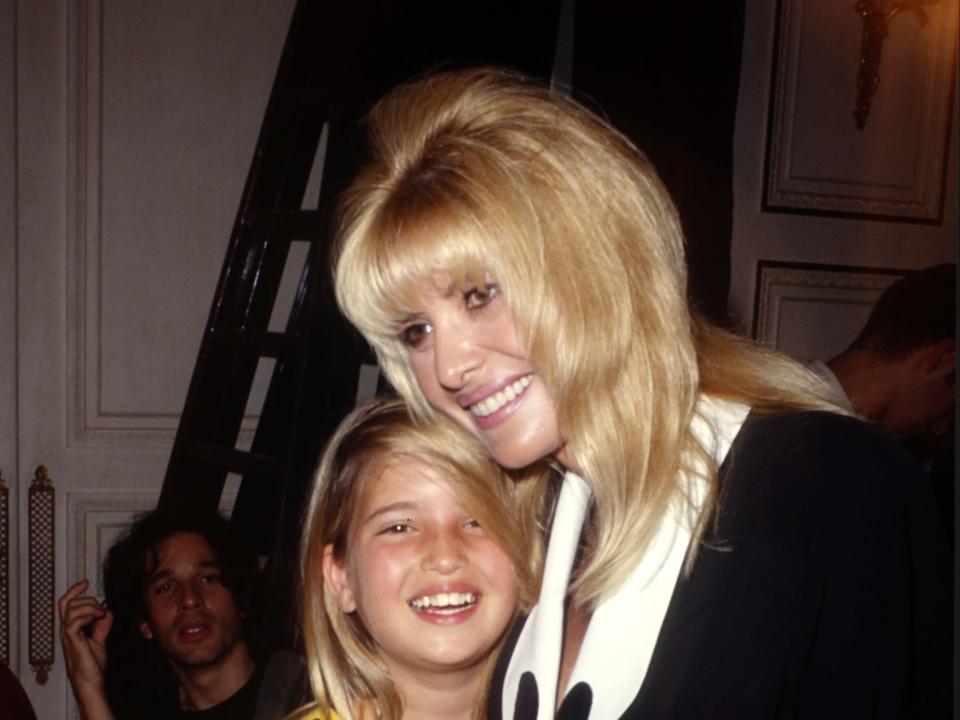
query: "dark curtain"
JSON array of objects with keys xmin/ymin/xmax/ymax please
[{"xmin": 573, "ymin": 2, "xmax": 746, "ymax": 322}]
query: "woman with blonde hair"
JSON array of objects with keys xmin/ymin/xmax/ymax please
[
  {"xmin": 292, "ymin": 397, "xmax": 544, "ymax": 720},
  {"xmin": 333, "ymin": 68, "xmax": 950, "ymax": 718}
]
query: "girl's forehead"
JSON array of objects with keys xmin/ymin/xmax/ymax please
[{"xmin": 355, "ymin": 456, "xmax": 461, "ymax": 510}]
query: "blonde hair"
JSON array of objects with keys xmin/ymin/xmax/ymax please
[
  {"xmin": 296, "ymin": 396, "xmax": 548, "ymax": 720},
  {"xmin": 332, "ymin": 67, "xmax": 840, "ymax": 608}
]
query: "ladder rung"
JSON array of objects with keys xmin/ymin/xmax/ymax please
[
  {"xmin": 241, "ymin": 209, "xmax": 324, "ymax": 236},
  {"xmin": 208, "ymin": 328, "xmax": 303, "ymax": 357},
  {"xmin": 187, "ymin": 444, "xmax": 286, "ymax": 479},
  {"xmin": 275, "ymin": 87, "xmax": 336, "ymax": 113}
]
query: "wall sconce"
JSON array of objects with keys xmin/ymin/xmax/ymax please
[{"xmin": 853, "ymin": 0, "xmax": 942, "ymax": 129}]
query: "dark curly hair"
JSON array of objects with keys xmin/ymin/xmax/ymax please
[{"xmin": 101, "ymin": 508, "xmax": 264, "ymax": 717}]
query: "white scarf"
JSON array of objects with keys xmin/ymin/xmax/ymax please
[{"xmin": 500, "ymin": 396, "xmax": 751, "ymax": 719}]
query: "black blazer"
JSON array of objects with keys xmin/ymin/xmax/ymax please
[{"xmin": 489, "ymin": 412, "xmax": 952, "ymax": 719}]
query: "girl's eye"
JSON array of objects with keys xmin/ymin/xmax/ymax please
[
  {"xmin": 155, "ymin": 582, "xmax": 173, "ymax": 595},
  {"xmin": 464, "ymin": 517, "xmax": 482, "ymax": 530},
  {"xmin": 201, "ymin": 574, "xmax": 221, "ymax": 585},
  {"xmin": 464, "ymin": 283, "xmax": 499, "ymax": 310},
  {"xmin": 381, "ymin": 520, "xmax": 415, "ymax": 535},
  {"xmin": 400, "ymin": 322, "xmax": 432, "ymax": 348}
]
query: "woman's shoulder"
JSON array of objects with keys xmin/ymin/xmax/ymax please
[
  {"xmin": 736, "ymin": 408, "xmax": 893, "ymax": 447},
  {"xmin": 729, "ymin": 409, "xmax": 923, "ymax": 487},
  {"xmin": 718, "ymin": 409, "xmax": 937, "ymax": 531}
]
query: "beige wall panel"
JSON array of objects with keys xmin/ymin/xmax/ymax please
[
  {"xmin": 730, "ymin": 0, "xmax": 957, "ymax": 330},
  {"xmin": 71, "ymin": 0, "xmax": 295, "ymax": 447},
  {"xmin": 765, "ymin": 0, "xmax": 957, "ymax": 219},
  {"xmin": 12, "ymin": 1, "xmax": 295, "ymax": 716}
]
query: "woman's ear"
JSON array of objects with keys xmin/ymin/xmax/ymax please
[{"xmin": 322, "ymin": 544, "xmax": 357, "ymax": 613}]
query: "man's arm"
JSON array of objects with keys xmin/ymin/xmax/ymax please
[{"xmin": 58, "ymin": 579, "xmax": 116, "ymax": 720}]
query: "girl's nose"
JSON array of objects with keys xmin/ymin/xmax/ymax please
[{"xmin": 421, "ymin": 529, "xmax": 468, "ymax": 574}]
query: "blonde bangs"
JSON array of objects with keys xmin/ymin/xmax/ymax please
[{"xmin": 335, "ymin": 157, "xmax": 550, "ymax": 420}]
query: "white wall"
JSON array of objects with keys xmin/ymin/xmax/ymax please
[
  {"xmin": 3, "ymin": 1, "xmax": 295, "ymax": 715},
  {"xmin": 730, "ymin": 0, "xmax": 957, "ymax": 341}
]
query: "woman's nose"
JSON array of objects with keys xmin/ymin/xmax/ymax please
[
  {"xmin": 421, "ymin": 529, "xmax": 468, "ymax": 574},
  {"xmin": 433, "ymin": 323, "xmax": 482, "ymax": 391}
]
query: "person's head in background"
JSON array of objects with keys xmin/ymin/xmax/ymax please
[
  {"xmin": 295, "ymin": 397, "xmax": 547, "ymax": 720},
  {"xmin": 828, "ymin": 263, "xmax": 955, "ymax": 441},
  {"xmin": 102, "ymin": 508, "xmax": 263, "ymax": 713}
]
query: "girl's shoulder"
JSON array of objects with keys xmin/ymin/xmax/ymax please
[{"xmin": 284, "ymin": 706, "xmax": 342, "ymax": 720}]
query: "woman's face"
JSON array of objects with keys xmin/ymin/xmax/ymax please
[{"xmin": 399, "ymin": 274, "xmax": 569, "ymax": 470}]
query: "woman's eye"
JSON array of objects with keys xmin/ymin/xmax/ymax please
[
  {"xmin": 464, "ymin": 283, "xmax": 499, "ymax": 310},
  {"xmin": 400, "ymin": 322, "xmax": 432, "ymax": 348},
  {"xmin": 155, "ymin": 582, "xmax": 173, "ymax": 595},
  {"xmin": 201, "ymin": 574, "xmax": 221, "ymax": 585},
  {"xmin": 464, "ymin": 517, "xmax": 482, "ymax": 530}
]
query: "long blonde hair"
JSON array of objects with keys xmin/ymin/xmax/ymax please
[
  {"xmin": 296, "ymin": 397, "xmax": 548, "ymax": 720},
  {"xmin": 333, "ymin": 68, "xmax": 839, "ymax": 608}
]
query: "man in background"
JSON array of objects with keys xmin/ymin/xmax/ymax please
[
  {"xmin": 811, "ymin": 263, "xmax": 955, "ymax": 534},
  {"xmin": 59, "ymin": 509, "xmax": 268, "ymax": 719}
]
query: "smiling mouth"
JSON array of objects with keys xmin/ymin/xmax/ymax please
[
  {"xmin": 470, "ymin": 375, "xmax": 533, "ymax": 417},
  {"xmin": 410, "ymin": 592, "xmax": 478, "ymax": 614}
]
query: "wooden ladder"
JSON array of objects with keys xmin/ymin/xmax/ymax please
[{"xmin": 159, "ymin": 0, "xmax": 565, "ymax": 642}]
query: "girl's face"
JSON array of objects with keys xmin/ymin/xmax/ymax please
[
  {"xmin": 323, "ymin": 458, "xmax": 518, "ymax": 681},
  {"xmin": 399, "ymin": 275, "xmax": 569, "ymax": 470}
]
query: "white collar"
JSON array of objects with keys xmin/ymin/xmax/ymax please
[
  {"xmin": 500, "ymin": 396, "xmax": 751, "ymax": 719},
  {"xmin": 806, "ymin": 359, "xmax": 855, "ymax": 412}
]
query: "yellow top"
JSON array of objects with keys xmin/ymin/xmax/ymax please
[{"xmin": 284, "ymin": 707, "xmax": 341, "ymax": 720}]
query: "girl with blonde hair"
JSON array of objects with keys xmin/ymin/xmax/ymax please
[
  {"xmin": 292, "ymin": 397, "xmax": 543, "ymax": 720},
  {"xmin": 333, "ymin": 68, "xmax": 950, "ymax": 718}
]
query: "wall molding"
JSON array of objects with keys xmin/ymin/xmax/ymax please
[
  {"xmin": 764, "ymin": 0, "xmax": 957, "ymax": 222},
  {"xmin": 64, "ymin": 0, "xmax": 258, "ymax": 449},
  {"xmin": 752, "ymin": 260, "xmax": 909, "ymax": 360}
]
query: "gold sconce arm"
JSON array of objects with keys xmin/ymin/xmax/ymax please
[{"xmin": 853, "ymin": 0, "xmax": 942, "ymax": 129}]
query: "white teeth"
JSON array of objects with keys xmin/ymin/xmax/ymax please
[
  {"xmin": 470, "ymin": 375, "xmax": 532, "ymax": 417},
  {"xmin": 410, "ymin": 592, "xmax": 477, "ymax": 610}
]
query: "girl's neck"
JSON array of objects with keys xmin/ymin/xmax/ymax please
[{"xmin": 392, "ymin": 663, "xmax": 486, "ymax": 720}]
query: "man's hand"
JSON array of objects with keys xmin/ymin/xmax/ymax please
[{"xmin": 58, "ymin": 579, "xmax": 115, "ymax": 719}]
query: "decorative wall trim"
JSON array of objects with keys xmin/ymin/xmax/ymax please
[
  {"xmin": 70, "ymin": 492, "xmax": 160, "ymax": 595},
  {"xmin": 65, "ymin": 0, "xmax": 174, "ymax": 448},
  {"xmin": 0, "ymin": 469, "xmax": 8, "ymax": 667},
  {"xmin": 64, "ymin": 0, "xmax": 257, "ymax": 449},
  {"xmin": 752, "ymin": 260, "xmax": 909, "ymax": 361},
  {"xmin": 764, "ymin": 0, "xmax": 957, "ymax": 222},
  {"xmin": 28, "ymin": 466, "xmax": 55, "ymax": 684}
]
